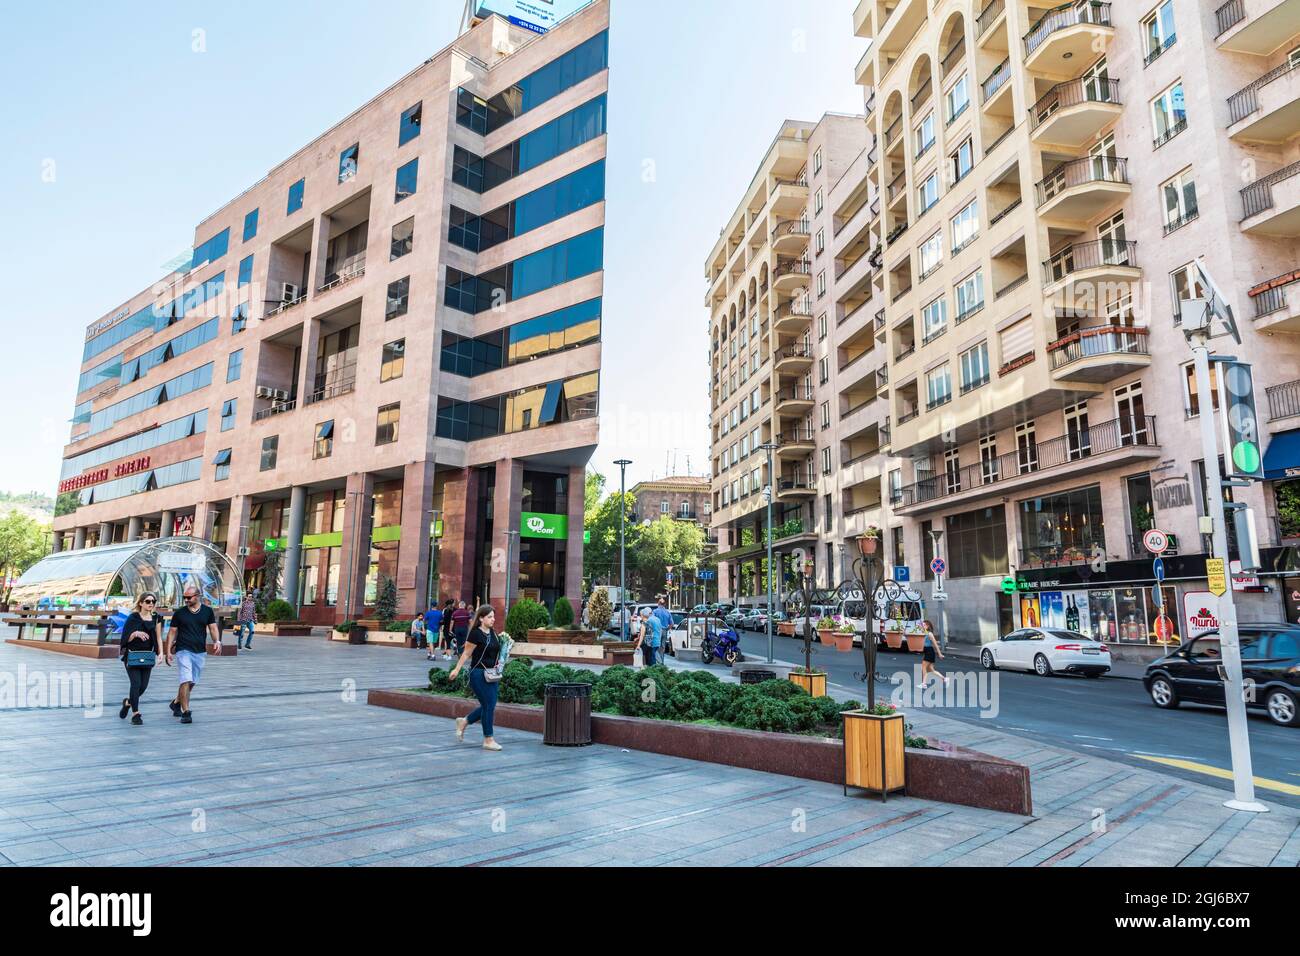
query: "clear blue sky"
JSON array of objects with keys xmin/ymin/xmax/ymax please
[{"xmin": 0, "ymin": 0, "xmax": 866, "ymax": 497}]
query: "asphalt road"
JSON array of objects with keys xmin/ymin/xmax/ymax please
[{"xmin": 725, "ymin": 627, "xmax": 1300, "ymax": 809}]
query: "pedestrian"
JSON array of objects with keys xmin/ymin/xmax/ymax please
[
  {"xmin": 166, "ymin": 585, "xmax": 221, "ymax": 724},
  {"xmin": 437, "ymin": 599, "xmax": 455, "ymax": 659},
  {"xmin": 653, "ymin": 597, "xmax": 674, "ymax": 654},
  {"xmin": 450, "ymin": 600, "xmax": 472, "ymax": 656},
  {"xmin": 627, "ymin": 604, "xmax": 643, "ymax": 649},
  {"xmin": 639, "ymin": 606, "xmax": 663, "ymax": 668},
  {"xmin": 449, "ymin": 604, "xmax": 504, "ymax": 752},
  {"xmin": 918, "ymin": 619, "xmax": 947, "ymax": 689},
  {"xmin": 423, "ymin": 601, "xmax": 443, "ymax": 660},
  {"xmin": 118, "ymin": 592, "xmax": 164, "ymax": 726},
  {"xmin": 410, "ymin": 614, "xmax": 426, "ymax": 652},
  {"xmin": 236, "ymin": 589, "xmax": 257, "ymax": 650}
]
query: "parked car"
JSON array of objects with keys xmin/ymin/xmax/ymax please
[
  {"xmin": 1143, "ymin": 624, "xmax": 1300, "ymax": 727},
  {"xmin": 980, "ymin": 627, "xmax": 1111, "ymax": 677}
]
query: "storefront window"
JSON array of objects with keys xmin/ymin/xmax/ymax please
[
  {"xmin": 1088, "ymin": 589, "xmax": 1116, "ymax": 642},
  {"xmin": 326, "ymin": 549, "xmax": 340, "ymax": 606},
  {"xmin": 1114, "ymin": 587, "xmax": 1148, "ymax": 644},
  {"xmin": 1018, "ymin": 485, "xmax": 1104, "ymax": 566},
  {"xmin": 943, "ymin": 505, "xmax": 1007, "ymax": 578},
  {"xmin": 1145, "ymin": 585, "xmax": 1180, "ymax": 646}
]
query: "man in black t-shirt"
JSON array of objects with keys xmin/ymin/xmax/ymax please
[{"xmin": 165, "ymin": 586, "xmax": 221, "ymax": 724}]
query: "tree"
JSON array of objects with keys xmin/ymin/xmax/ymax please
[
  {"xmin": 632, "ymin": 515, "xmax": 707, "ymax": 602},
  {"xmin": 586, "ymin": 589, "xmax": 613, "ymax": 632},
  {"xmin": 583, "ymin": 490, "xmax": 639, "ymax": 590},
  {"xmin": 374, "ymin": 574, "xmax": 398, "ymax": 624},
  {"xmin": 0, "ymin": 511, "xmax": 49, "ymax": 604},
  {"xmin": 256, "ymin": 548, "xmax": 284, "ymax": 617},
  {"xmin": 551, "ymin": 596, "xmax": 575, "ymax": 628},
  {"xmin": 584, "ymin": 469, "xmax": 606, "ymax": 522}
]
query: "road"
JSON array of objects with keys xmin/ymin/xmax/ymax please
[{"xmin": 723, "ymin": 627, "xmax": 1300, "ymax": 809}]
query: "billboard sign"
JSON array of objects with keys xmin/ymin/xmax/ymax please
[
  {"xmin": 521, "ymin": 512, "xmax": 568, "ymax": 539},
  {"xmin": 474, "ymin": 0, "xmax": 590, "ymax": 34}
]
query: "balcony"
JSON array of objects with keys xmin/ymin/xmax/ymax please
[
  {"xmin": 264, "ymin": 289, "xmax": 307, "ymax": 320},
  {"xmin": 1240, "ymin": 160, "xmax": 1300, "ymax": 236},
  {"xmin": 1229, "ymin": 60, "xmax": 1300, "ymax": 143},
  {"xmin": 1041, "ymin": 239, "xmax": 1140, "ymax": 301},
  {"xmin": 318, "ymin": 253, "xmax": 366, "ymax": 295},
  {"xmin": 775, "ymin": 386, "xmax": 816, "ymax": 416},
  {"xmin": 1047, "ymin": 325, "xmax": 1150, "ymax": 383},
  {"xmin": 893, "ymin": 415, "xmax": 1159, "ymax": 514},
  {"xmin": 1215, "ymin": 0, "xmax": 1300, "ymax": 55},
  {"xmin": 1030, "ymin": 77, "xmax": 1122, "ymax": 148},
  {"xmin": 981, "ymin": 57, "xmax": 1013, "ymax": 113},
  {"xmin": 303, "ymin": 370, "xmax": 357, "ymax": 407},
  {"xmin": 252, "ymin": 398, "xmax": 297, "ymax": 423},
  {"xmin": 772, "ymin": 218, "xmax": 811, "ymax": 255},
  {"xmin": 1035, "ymin": 156, "xmax": 1130, "ymax": 222},
  {"xmin": 1252, "ymin": 270, "xmax": 1300, "ymax": 333},
  {"xmin": 977, "ymin": 0, "xmax": 1007, "ymax": 44},
  {"xmin": 776, "ymin": 477, "xmax": 817, "ymax": 500},
  {"xmin": 1023, "ymin": 2, "xmax": 1114, "ymax": 78},
  {"xmin": 773, "ymin": 302, "xmax": 813, "ymax": 335},
  {"xmin": 775, "ymin": 428, "xmax": 815, "ymax": 458},
  {"xmin": 1267, "ymin": 377, "xmax": 1300, "ymax": 421},
  {"xmin": 773, "ymin": 257, "xmax": 812, "ymax": 293},
  {"xmin": 774, "ymin": 344, "xmax": 813, "ymax": 374},
  {"xmin": 771, "ymin": 177, "xmax": 809, "ymax": 216}
]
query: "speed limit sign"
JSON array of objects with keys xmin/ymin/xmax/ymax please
[{"xmin": 1143, "ymin": 529, "xmax": 1169, "ymax": 555}]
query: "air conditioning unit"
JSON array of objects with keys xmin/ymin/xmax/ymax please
[
  {"xmin": 281, "ymin": 283, "xmax": 300, "ymax": 303},
  {"xmin": 254, "ymin": 386, "xmax": 290, "ymax": 402}
]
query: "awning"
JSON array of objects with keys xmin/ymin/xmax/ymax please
[{"xmin": 1264, "ymin": 428, "xmax": 1300, "ymax": 481}]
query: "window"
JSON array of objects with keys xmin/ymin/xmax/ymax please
[
  {"xmin": 820, "ymin": 401, "xmax": 831, "ymax": 430},
  {"xmin": 816, "ymin": 270, "xmax": 826, "ymax": 298},
  {"xmin": 314, "ymin": 421, "xmax": 334, "ymax": 460},
  {"xmin": 339, "ymin": 143, "xmax": 359, "ymax": 183},
  {"xmin": 951, "ymin": 199, "xmax": 978, "ymax": 252},
  {"xmin": 659, "ymin": 499, "xmax": 669, "ymax": 514},
  {"xmin": 950, "ymin": 137, "xmax": 973, "ymax": 183},
  {"xmin": 242, "ymin": 208, "xmax": 258, "ymax": 242},
  {"xmin": 220, "ymin": 399, "xmax": 237, "ymax": 432},
  {"xmin": 918, "ymin": 232, "xmax": 943, "ymax": 278},
  {"xmin": 922, "ymin": 296, "xmax": 947, "ymax": 342},
  {"xmin": 446, "ymin": 227, "xmax": 603, "ymax": 313},
  {"xmin": 238, "ymin": 254, "xmax": 253, "ymax": 288},
  {"xmin": 815, "ymin": 227, "xmax": 825, "ymax": 256},
  {"xmin": 380, "ymin": 340, "xmax": 405, "ymax": 382},
  {"xmin": 959, "ymin": 342, "xmax": 989, "ymax": 393},
  {"xmin": 1170, "ymin": 262, "xmax": 1207, "ymax": 325},
  {"xmin": 386, "ymin": 277, "xmax": 410, "ymax": 319},
  {"xmin": 1064, "ymin": 401, "xmax": 1090, "ymax": 460},
  {"xmin": 1161, "ymin": 168, "xmax": 1198, "ymax": 233},
  {"xmin": 980, "ymin": 435, "xmax": 999, "ymax": 484},
  {"xmin": 390, "ymin": 217, "xmax": 414, "ymax": 260},
  {"xmin": 813, "ymin": 147, "xmax": 823, "ymax": 175},
  {"xmin": 814, "ymin": 188, "xmax": 824, "ymax": 215},
  {"xmin": 888, "ymin": 469, "xmax": 903, "ymax": 504},
  {"xmin": 1183, "ymin": 363, "xmax": 1221, "ymax": 417},
  {"xmin": 1016, "ymin": 421, "xmax": 1038, "ymax": 474},
  {"xmin": 287, "ymin": 178, "xmax": 305, "ymax": 215},
  {"xmin": 214, "ymin": 448, "xmax": 232, "ymax": 481},
  {"xmin": 955, "ymin": 271, "xmax": 984, "ymax": 322},
  {"xmin": 190, "ymin": 228, "xmax": 229, "ymax": 271},
  {"xmin": 819, "ymin": 357, "xmax": 829, "ymax": 385},
  {"xmin": 925, "ymin": 364, "xmax": 952, "ymax": 409},
  {"xmin": 915, "ymin": 113, "xmax": 935, "ymax": 157},
  {"xmin": 395, "ymin": 158, "xmax": 418, "ymax": 203},
  {"xmin": 1151, "ymin": 81, "xmax": 1187, "ymax": 147},
  {"xmin": 945, "ymin": 448, "xmax": 961, "ymax": 494},
  {"xmin": 945, "ymin": 74, "xmax": 969, "ymax": 123},
  {"xmin": 226, "ymin": 349, "xmax": 243, "ymax": 383},
  {"xmin": 917, "ymin": 171, "xmax": 939, "ymax": 214},
  {"xmin": 1018, "ymin": 486, "xmax": 1105, "ymax": 564},
  {"xmin": 818, "ymin": 313, "xmax": 828, "ymax": 340},
  {"xmin": 1142, "ymin": 1, "xmax": 1176, "ymax": 63},
  {"xmin": 260, "ymin": 436, "xmax": 278, "ymax": 472},
  {"xmin": 945, "ymin": 506, "xmax": 1009, "ymax": 577},
  {"xmin": 399, "ymin": 101, "xmax": 422, "ymax": 146},
  {"xmin": 1115, "ymin": 381, "xmax": 1148, "ymax": 444},
  {"xmin": 376, "ymin": 403, "xmax": 400, "ymax": 445},
  {"xmin": 892, "ymin": 525, "xmax": 905, "ymax": 568},
  {"xmin": 821, "ymin": 447, "xmax": 832, "ymax": 475}
]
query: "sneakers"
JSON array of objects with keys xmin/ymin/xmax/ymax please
[
  {"xmin": 131, "ymin": 714, "xmax": 143, "ymax": 725},
  {"xmin": 169, "ymin": 700, "xmax": 182, "ymax": 718},
  {"xmin": 119, "ymin": 698, "xmax": 130, "ymax": 720},
  {"xmin": 483, "ymin": 741, "xmax": 502, "ymax": 752},
  {"xmin": 455, "ymin": 717, "xmax": 467, "ymax": 741},
  {"xmin": 180, "ymin": 712, "xmax": 193, "ymax": 724}
]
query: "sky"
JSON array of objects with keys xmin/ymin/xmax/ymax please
[{"xmin": 0, "ymin": 0, "xmax": 867, "ymax": 497}]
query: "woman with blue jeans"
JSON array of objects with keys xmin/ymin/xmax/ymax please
[{"xmin": 449, "ymin": 605, "xmax": 503, "ymax": 752}]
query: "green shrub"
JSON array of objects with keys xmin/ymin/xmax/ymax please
[
  {"xmin": 264, "ymin": 599, "xmax": 295, "ymax": 623},
  {"xmin": 374, "ymin": 575, "xmax": 398, "ymax": 625},
  {"xmin": 505, "ymin": 599, "xmax": 551, "ymax": 641},
  {"xmin": 586, "ymin": 590, "xmax": 613, "ymax": 632},
  {"xmin": 727, "ymin": 694, "xmax": 796, "ymax": 733},
  {"xmin": 386, "ymin": 620, "xmax": 411, "ymax": 632},
  {"xmin": 428, "ymin": 667, "xmax": 469, "ymax": 697},
  {"xmin": 590, "ymin": 665, "xmax": 645, "ymax": 715},
  {"xmin": 550, "ymin": 597, "xmax": 575, "ymax": 628},
  {"xmin": 334, "ymin": 621, "xmax": 354, "ymax": 634}
]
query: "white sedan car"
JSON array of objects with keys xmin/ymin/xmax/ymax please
[{"xmin": 979, "ymin": 627, "xmax": 1111, "ymax": 678}]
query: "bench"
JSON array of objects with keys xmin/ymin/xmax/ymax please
[{"xmin": 4, "ymin": 607, "xmax": 239, "ymax": 658}]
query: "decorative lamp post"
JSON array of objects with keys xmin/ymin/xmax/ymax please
[
  {"xmin": 614, "ymin": 459, "xmax": 632, "ymax": 640},
  {"xmin": 852, "ymin": 529, "xmax": 885, "ymax": 709}
]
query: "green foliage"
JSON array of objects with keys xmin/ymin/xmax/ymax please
[
  {"xmin": 255, "ymin": 549, "xmax": 284, "ymax": 617},
  {"xmin": 505, "ymin": 599, "xmax": 551, "ymax": 640},
  {"xmin": 816, "ymin": 616, "xmax": 837, "ymax": 630},
  {"xmin": 586, "ymin": 589, "xmax": 613, "ymax": 632},
  {"xmin": 263, "ymin": 599, "xmax": 295, "ymax": 623},
  {"xmin": 584, "ymin": 470, "xmax": 606, "ymax": 522},
  {"xmin": 374, "ymin": 575, "xmax": 398, "ymax": 625},
  {"xmin": 385, "ymin": 621, "xmax": 410, "ymax": 632},
  {"xmin": 550, "ymin": 596, "xmax": 575, "ymax": 628},
  {"xmin": 428, "ymin": 667, "xmax": 470, "ymax": 697},
  {"xmin": 334, "ymin": 621, "xmax": 355, "ymax": 633},
  {"xmin": 0, "ymin": 510, "xmax": 50, "ymax": 603},
  {"xmin": 1278, "ymin": 480, "xmax": 1300, "ymax": 537}
]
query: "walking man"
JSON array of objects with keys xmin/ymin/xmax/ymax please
[
  {"xmin": 236, "ymin": 589, "xmax": 257, "ymax": 650},
  {"xmin": 423, "ymin": 601, "xmax": 443, "ymax": 661},
  {"xmin": 166, "ymin": 586, "xmax": 220, "ymax": 724},
  {"xmin": 639, "ymin": 606, "xmax": 663, "ymax": 668}
]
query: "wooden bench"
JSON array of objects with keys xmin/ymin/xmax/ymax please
[{"xmin": 4, "ymin": 607, "xmax": 240, "ymax": 658}]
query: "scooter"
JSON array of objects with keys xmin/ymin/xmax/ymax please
[{"xmin": 700, "ymin": 623, "xmax": 743, "ymax": 666}]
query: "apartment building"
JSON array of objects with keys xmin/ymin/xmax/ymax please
[
  {"xmin": 839, "ymin": 0, "xmax": 1300, "ymax": 656},
  {"xmin": 628, "ymin": 475, "xmax": 714, "ymax": 529},
  {"xmin": 50, "ymin": 1, "xmax": 610, "ymax": 624}
]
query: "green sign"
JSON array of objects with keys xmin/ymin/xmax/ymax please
[
  {"xmin": 583, "ymin": 530, "xmax": 591, "ymax": 544},
  {"xmin": 265, "ymin": 539, "xmax": 280, "ymax": 552},
  {"xmin": 521, "ymin": 512, "xmax": 568, "ymax": 539},
  {"xmin": 1001, "ymin": 576, "xmax": 1017, "ymax": 595}
]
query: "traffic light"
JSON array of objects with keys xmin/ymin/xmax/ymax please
[{"xmin": 1218, "ymin": 361, "xmax": 1264, "ymax": 480}]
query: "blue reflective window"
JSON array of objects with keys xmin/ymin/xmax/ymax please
[
  {"xmin": 395, "ymin": 158, "xmax": 418, "ymax": 203},
  {"xmin": 243, "ymin": 208, "xmax": 259, "ymax": 241},
  {"xmin": 238, "ymin": 255, "xmax": 254, "ymax": 287},
  {"xmin": 227, "ymin": 350, "xmax": 243, "ymax": 383},
  {"xmin": 399, "ymin": 101, "xmax": 422, "ymax": 146},
  {"xmin": 512, "ymin": 227, "xmax": 604, "ymax": 300},
  {"xmin": 518, "ymin": 94, "xmax": 607, "ymax": 174},
  {"xmin": 339, "ymin": 144, "xmax": 359, "ymax": 183},
  {"xmin": 287, "ymin": 179, "xmax": 305, "ymax": 215},
  {"xmin": 191, "ymin": 228, "xmax": 230, "ymax": 271},
  {"xmin": 513, "ymin": 160, "xmax": 605, "ymax": 235},
  {"xmin": 89, "ymin": 364, "xmax": 214, "ymax": 436}
]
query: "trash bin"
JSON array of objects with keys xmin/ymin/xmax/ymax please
[
  {"xmin": 543, "ymin": 682, "xmax": 592, "ymax": 747},
  {"xmin": 740, "ymin": 669, "xmax": 777, "ymax": 685}
]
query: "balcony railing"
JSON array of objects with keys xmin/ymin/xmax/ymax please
[
  {"xmin": 319, "ymin": 254, "xmax": 366, "ymax": 293},
  {"xmin": 252, "ymin": 399, "xmax": 297, "ymax": 422},
  {"xmin": 1024, "ymin": 2, "xmax": 1111, "ymax": 58},
  {"xmin": 1047, "ymin": 325, "xmax": 1149, "ymax": 369},
  {"xmin": 988, "ymin": 197, "xmax": 1023, "ymax": 227},
  {"xmin": 777, "ymin": 478, "xmax": 813, "ymax": 494},
  {"xmin": 1042, "ymin": 239, "xmax": 1138, "ymax": 285},
  {"xmin": 1143, "ymin": 33, "xmax": 1177, "ymax": 66},
  {"xmin": 887, "ymin": 169, "xmax": 907, "ymax": 202},
  {"xmin": 995, "ymin": 274, "xmax": 1029, "ymax": 299},
  {"xmin": 981, "ymin": 57, "xmax": 1011, "ymax": 103},
  {"xmin": 1162, "ymin": 204, "xmax": 1199, "ymax": 235},
  {"xmin": 775, "ymin": 301, "xmax": 813, "ymax": 323},
  {"xmin": 1229, "ymin": 59, "xmax": 1300, "ymax": 124},
  {"xmin": 776, "ymin": 386, "xmax": 815, "ymax": 404},
  {"xmin": 942, "ymin": 41, "xmax": 966, "ymax": 79},
  {"xmin": 884, "ymin": 116, "xmax": 902, "ymax": 148},
  {"xmin": 778, "ymin": 428, "xmax": 816, "ymax": 445},
  {"xmin": 977, "ymin": 0, "xmax": 1006, "ymax": 37},
  {"xmin": 1035, "ymin": 156, "xmax": 1128, "ymax": 207},
  {"xmin": 304, "ymin": 372, "xmax": 357, "ymax": 407},
  {"xmin": 776, "ymin": 345, "xmax": 813, "ymax": 362},
  {"xmin": 1241, "ymin": 159, "xmax": 1300, "ymax": 220},
  {"xmin": 895, "ymin": 415, "xmax": 1157, "ymax": 507},
  {"xmin": 773, "ymin": 258, "xmax": 812, "ymax": 284},
  {"xmin": 911, "ymin": 78, "xmax": 933, "ymax": 111},
  {"xmin": 1153, "ymin": 117, "xmax": 1187, "ymax": 149},
  {"xmin": 773, "ymin": 218, "xmax": 811, "ymax": 242},
  {"xmin": 264, "ymin": 291, "xmax": 307, "ymax": 319},
  {"xmin": 1031, "ymin": 77, "xmax": 1121, "ymax": 132},
  {"xmin": 1267, "ymin": 378, "xmax": 1300, "ymax": 421},
  {"xmin": 899, "ymin": 408, "xmax": 919, "ymax": 424},
  {"xmin": 1215, "ymin": 0, "xmax": 1245, "ymax": 37},
  {"xmin": 1255, "ymin": 272, "xmax": 1300, "ymax": 317}
]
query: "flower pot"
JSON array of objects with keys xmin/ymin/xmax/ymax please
[
  {"xmin": 817, "ymin": 627, "xmax": 835, "ymax": 646},
  {"xmin": 904, "ymin": 633, "xmax": 927, "ymax": 653},
  {"xmin": 832, "ymin": 631, "xmax": 855, "ymax": 652},
  {"xmin": 860, "ymin": 537, "xmax": 879, "ymax": 555},
  {"xmin": 884, "ymin": 630, "xmax": 904, "ymax": 649},
  {"xmin": 777, "ymin": 621, "xmax": 795, "ymax": 636},
  {"xmin": 841, "ymin": 709, "xmax": 907, "ymax": 799},
  {"xmin": 788, "ymin": 671, "xmax": 827, "ymax": 698}
]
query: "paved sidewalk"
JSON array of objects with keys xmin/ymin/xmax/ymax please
[{"xmin": 0, "ymin": 632, "xmax": 1295, "ymax": 866}]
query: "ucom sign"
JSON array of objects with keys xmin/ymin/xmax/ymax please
[{"xmin": 520, "ymin": 512, "xmax": 566, "ymax": 539}]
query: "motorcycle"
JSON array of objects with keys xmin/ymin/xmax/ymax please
[{"xmin": 700, "ymin": 624, "xmax": 743, "ymax": 666}]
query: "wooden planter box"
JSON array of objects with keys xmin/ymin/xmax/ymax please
[
  {"xmin": 904, "ymin": 633, "xmax": 927, "ymax": 653},
  {"xmin": 789, "ymin": 671, "xmax": 828, "ymax": 697},
  {"xmin": 842, "ymin": 710, "xmax": 907, "ymax": 800},
  {"xmin": 526, "ymin": 628, "xmax": 599, "ymax": 645},
  {"xmin": 273, "ymin": 622, "xmax": 313, "ymax": 637},
  {"xmin": 253, "ymin": 623, "xmax": 277, "ymax": 635}
]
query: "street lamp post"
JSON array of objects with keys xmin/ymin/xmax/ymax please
[
  {"xmin": 759, "ymin": 442, "xmax": 778, "ymax": 664},
  {"xmin": 852, "ymin": 532, "xmax": 885, "ymax": 710},
  {"xmin": 614, "ymin": 459, "xmax": 632, "ymax": 641},
  {"xmin": 503, "ymin": 528, "xmax": 520, "ymax": 616}
]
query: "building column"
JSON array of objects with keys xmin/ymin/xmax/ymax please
[
  {"xmin": 225, "ymin": 495, "xmax": 252, "ymax": 564},
  {"xmin": 159, "ymin": 510, "xmax": 175, "ymax": 539},
  {"xmin": 194, "ymin": 501, "xmax": 218, "ymax": 542},
  {"xmin": 564, "ymin": 465, "xmax": 585, "ymax": 610},
  {"xmin": 98, "ymin": 522, "xmax": 113, "ymax": 546},
  {"xmin": 339, "ymin": 472, "xmax": 375, "ymax": 621},
  {"xmin": 282, "ymin": 486, "xmax": 307, "ymax": 606},
  {"xmin": 127, "ymin": 516, "xmax": 142, "ymax": 542},
  {"xmin": 297, "ymin": 318, "xmax": 321, "ymax": 406},
  {"xmin": 488, "ymin": 458, "xmax": 524, "ymax": 619},
  {"xmin": 439, "ymin": 468, "xmax": 480, "ymax": 607},
  {"xmin": 73, "ymin": 527, "xmax": 87, "ymax": 551},
  {"xmin": 51, "ymin": 533, "xmax": 63, "ymax": 554},
  {"xmin": 397, "ymin": 459, "xmax": 436, "ymax": 616}
]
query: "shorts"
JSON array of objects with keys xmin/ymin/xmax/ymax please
[
  {"xmin": 176, "ymin": 649, "xmax": 205, "ymax": 685},
  {"xmin": 922, "ymin": 646, "xmax": 937, "ymax": 664}
]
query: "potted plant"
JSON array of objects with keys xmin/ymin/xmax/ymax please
[
  {"xmin": 883, "ymin": 617, "xmax": 905, "ymax": 649},
  {"xmin": 904, "ymin": 623, "xmax": 928, "ymax": 653},
  {"xmin": 832, "ymin": 620, "xmax": 856, "ymax": 653},
  {"xmin": 858, "ymin": 526, "xmax": 881, "ymax": 555},
  {"xmin": 841, "ymin": 700, "xmax": 907, "ymax": 800},
  {"xmin": 815, "ymin": 615, "xmax": 838, "ymax": 646}
]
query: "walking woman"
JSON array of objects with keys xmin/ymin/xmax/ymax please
[
  {"xmin": 437, "ymin": 598, "xmax": 455, "ymax": 660},
  {"xmin": 450, "ymin": 600, "xmax": 472, "ymax": 656},
  {"xmin": 449, "ymin": 605, "xmax": 503, "ymax": 751},
  {"xmin": 119, "ymin": 592, "xmax": 164, "ymax": 725},
  {"xmin": 918, "ymin": 619, "xmax": 947, "ymax": 689}
]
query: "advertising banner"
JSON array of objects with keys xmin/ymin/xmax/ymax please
[
  {"xmin": 474, "ymin": 0, "xmax": 590, "ymax": 34},
  {"xmin": 521, "ymin": 512, "xmax": 568, "ymax": 539},
  {"xmin": 1183, "ymin": 590, "xmax": 1221, "ymax": 640}
]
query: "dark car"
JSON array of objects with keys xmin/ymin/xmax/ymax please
[{"xmin": 1143, "ymin": 624, "xmax": 1300, "ymax": 727}]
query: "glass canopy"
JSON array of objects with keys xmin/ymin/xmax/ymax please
[{"xmin": 10, "ymin": 538, "xmax": 244, "ymax": 611}]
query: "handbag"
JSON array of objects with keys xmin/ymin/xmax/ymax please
[
  {"xmin": 126, "ymin": 651, "xmax": 157, "ymax": 667},
  {"xmin": 479, "ymin": 631, "xmax": 507, "ymax": 682}
]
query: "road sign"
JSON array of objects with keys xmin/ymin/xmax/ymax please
[
  {"xmin": 1152, "ymin": 584, "xmax": 1164, "ymax": 611},
  {"xmin": 1218, "ymin": 362, "xmax": 1264, "ymax": 479},
  {"xmin": 1143, "ymin": 528, "xmax": 1169, "ymax": 555},
  {"xmin": 1153, "ymin": 556, "xmax": 1165, "ymax": 581},
  {"xmin": 698, "ymin": 570, "xmax": 716, "ymax": 580},
  {"xmin": 929, "ymin": 557, "xmax": 946, "ymax": 576},
  {"xmin": 1206, "ymin": 558, "xmax": 1228, "ymax": 597},
  {"xmin": 895, "ymin": 566, "xmax": 910, "ymax": 583},
  {"xmin": 931, "ymin": 590, "xmax": 949, "ymax": 602}
]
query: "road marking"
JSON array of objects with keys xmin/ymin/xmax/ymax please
[
  {"xmin": 1134, "ymin": 755, "xmax": 1300, "ymax": 796},
  {"xmin": 1073, "ymin": 735, "xmax": 1113, "ymax": 741}
]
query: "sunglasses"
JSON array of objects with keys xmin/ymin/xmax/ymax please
[{"xmin": 142, "ymin": 599, "xmax": 156, "ymax": 605}]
